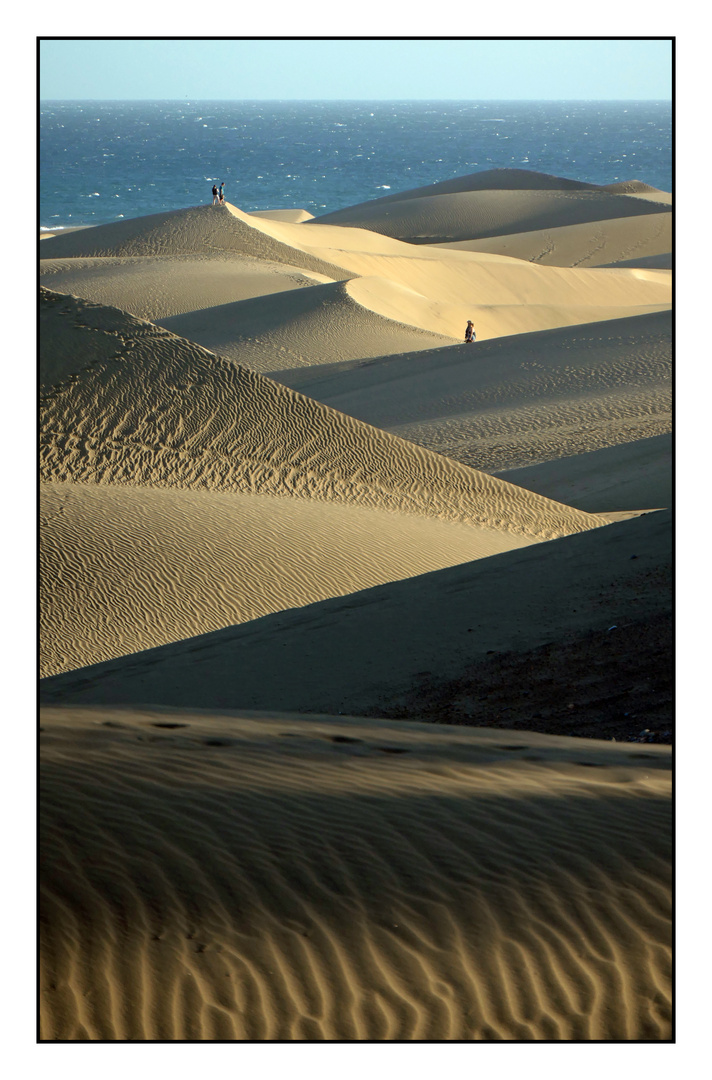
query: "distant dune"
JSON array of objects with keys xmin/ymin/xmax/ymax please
[{"xmin": 309, "ymin": 168, "xmax": 670, "ymax": 244}]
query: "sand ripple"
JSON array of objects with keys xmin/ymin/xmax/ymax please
[
  {"xmin": 40, "ymin": 480, "xmax": 530, "ymax": 677},
  {"xmin": 39, "ymin": 288, "xmax": 603, "ymax": 542},
  {"xmin": 40, "ymin": 708, "xmax": 671, "ymax": 1041}
]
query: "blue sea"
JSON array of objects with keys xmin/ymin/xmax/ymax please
[{"xmin": 40, "ymin": 100, "xmax": 672, "ymax": 231}]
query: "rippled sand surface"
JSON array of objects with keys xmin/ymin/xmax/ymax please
[{"xmin": 40, "ymin": 708, "xmax": 671, "ymax": 1041}]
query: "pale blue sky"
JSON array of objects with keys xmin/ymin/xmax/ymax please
[{"xmin": 39, "ymin": 38, "xmax": 672, "ymax": 100}]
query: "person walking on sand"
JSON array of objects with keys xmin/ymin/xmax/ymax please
[
  {"xmin": 465, "ymin": 320, "xmax": 476, "ymax": 343},
  {"xmin": 219, "ymin": 182, "xmax": 225, "ymax": 204},
  {"xmin": 212, "ymin": 184, "xmax": 219, "ymax": 205}
]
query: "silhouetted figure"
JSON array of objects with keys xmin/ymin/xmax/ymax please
[{"xmin": 212, "ymin": 184, "xmax": 219, "ymax": 205}]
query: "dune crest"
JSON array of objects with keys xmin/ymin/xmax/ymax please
[
  {"xmin": 158, "ymin": 276, "xmax": 458, "ymax": 374},
  {"xmin": 40, "ymin": 202, "xmax": 350, "ymax": 280}
]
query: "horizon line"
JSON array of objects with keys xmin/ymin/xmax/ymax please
[{"xmin": 40, "ymin": 96, "xmax": 672, "ymax": 104}]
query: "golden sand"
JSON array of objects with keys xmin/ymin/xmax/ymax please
[{"xmin": 39, "ymin": 166, "xmax": 672, "ymax": 1041}]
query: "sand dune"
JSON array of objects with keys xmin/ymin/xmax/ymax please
[
  {"xmin": 601, "ymin": 180, "xmax": 672, "ymax": 204},
  {"xmin": 333, "ymin": 168, "xmax": 605, "ymax": 204},
  {"xmin": 282, "ymin": 236, "xmax": 671, "ymax": 341},
  {"xmin": 41, "ymin": 200, "xmax": 671, "ymax": 349},
  {"xmin": 39, "ymin": 203, "xmax": 351, "ymax": 281},
  {"xmin": 248, "ymin": 208, "xmax": 315, "ymax": 222},
  {"xmin": 309, "ymin": 187, "xmax": 669, "ymax": 244},
  {"xmin": 40, "ymin": 706, "xmax": 671, "ymax": 1041},
  {"xmin": 275, "ymin": 310, "xmax": 672, "ymax": 474},
  {"xmin": 41, "ymin": 286, "xmax": 610, "ymax": 679},
  {"xmin": 40, "ymin": 480, "xmax": 532, "ymax": 678},
  {"xmin": 39, "ymin": 507, "xmax": 671, "ymax": 721},
  {"xmin": 40, "ymin": 287, "xmax": 603, "ymax": 542},
  {"xmin": 432, "ymin": 212, "xmax": 672, "ymax": 268},
  {"xmin": 157, "ymin": 276, "xmax": 459, "ymax": 373},
  {"xmin": 39, "ymin": 253, "xmax": 333, "ymax": 321}
]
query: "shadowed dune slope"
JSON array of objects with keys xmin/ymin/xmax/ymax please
[
  {"xmin": 40, "ymin": 480, "xmax": 529, "ymax": 678},
  {"xmin": 40, "ymin": 706, "xmax": 671, "ymax": 1041},
  {"xmin": 39, "ymin": 254, "xmax": 334, "ymax": 321},
  {"xmin": 158, "ymin": 277, "xmax": 459, "ymax": 373},
  {"xmin": 274, "ymin": 310, "xmax": 672, "ymax": 473},
  {"xmin": 39, "ymin": 508, "xmax": 670, "ymax": 718},
  {"xmin": 39, "ymin": 288, "xmax": 602, "ymax": 542},
  {"xmin": 496, "ymin": 433, "xmax": 671, "ymax": 514},
  {"xmin": 432, "ymin": 212, "xmax": 672, "ymax": 268},
  {"xmin": 599, "ymin": 254, "xmax": 672, "ymax": 270},
  {"xmin": 308, "ymin": 187, "xmax": 669, "ymax": 244}
]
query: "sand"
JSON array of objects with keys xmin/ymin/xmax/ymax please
[
  {"xmin": 41, "ymin": 195, "xmax": 671, "ymax": 354},
  {"xmin": 276, "ymin": 310, "xmax": 672, "ymax": 475},
  {"xmin": 432, "ymin": 212, "xmax": 672, "ymax": 268},
  {"xmin": 40, "ymin": 707, "xmax": 671, "ymax": 1041},
  {"xmin": 308, "ymin": 168, "xmax": 670, "ymax": 244},
  {"xmin": 39, "ymin": 166, "xmax": 673, "ymax": 1042}
]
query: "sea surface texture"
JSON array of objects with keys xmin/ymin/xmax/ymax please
[{"xmin": 40, "ymin": 100, "xmax": 672, "ymax": 229}]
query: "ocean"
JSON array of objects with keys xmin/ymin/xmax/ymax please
[{"xmin": 39, "ymin": 100, "xmax": 672, "ymax": 231}]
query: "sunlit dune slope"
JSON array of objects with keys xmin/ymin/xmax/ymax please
[
  {"xmin": 40, "ymin": 287, "xmax": 603, "ymax": 543},
  {"xmin": 40, "ymin": 479, "xmax": 528, "ymax": 678}
]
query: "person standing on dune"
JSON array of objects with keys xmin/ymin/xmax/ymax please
[
  {"xmin": 219, "ymin": 182, "xmax": 225, "ymax": 204},
  {"xmin": 212, "ymin": 184, "xmax": 219, "ymax": 205},
  {"xmin": 465, "ymin": 320, "xmax": 476, "ymax": 342}
]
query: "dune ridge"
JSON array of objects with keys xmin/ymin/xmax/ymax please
[
  {"xmin": 39, "ymin": 287, "xmax": 604, "ymax": 542},
  {"xmin": 41, "ymin": 198, "xmax": 670, "ymax": 351},
  {"xmin": 40, "ymin": 203, "xmax": 351, "ymax": 281},
  {"xmin": 157, "ymin": 276, "xmax": 460, "ymax": 373}
]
